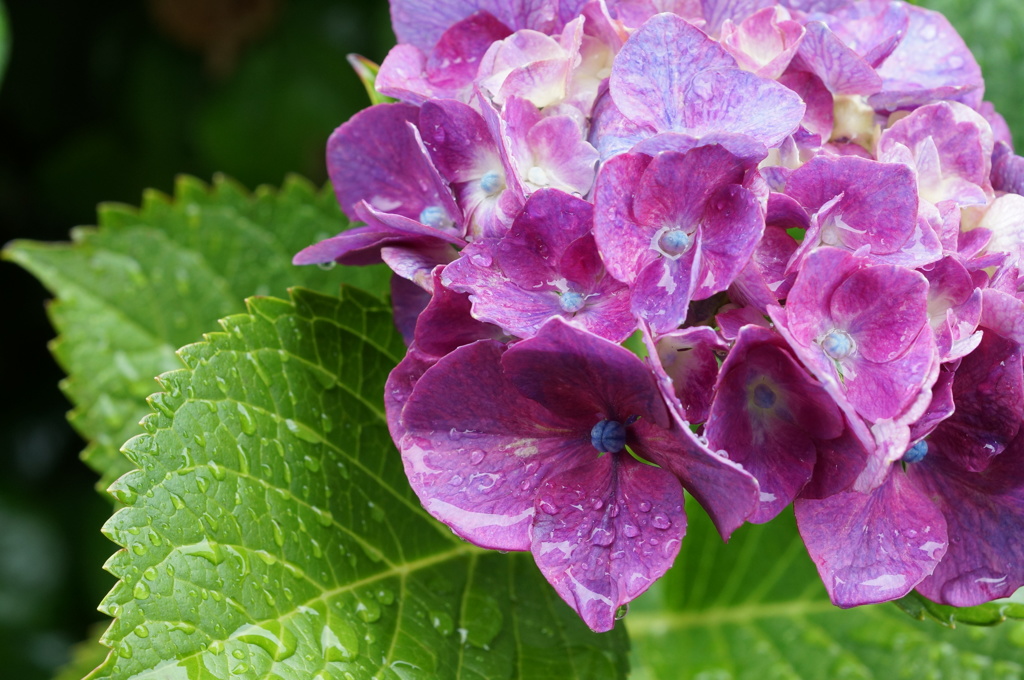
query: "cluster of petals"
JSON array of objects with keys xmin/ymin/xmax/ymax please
[{"xmin": 297, "ymin": 0, "xmax": 1024, "ymax": 631}]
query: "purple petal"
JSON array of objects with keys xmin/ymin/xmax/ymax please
[
  {"xmin": 980, "ymin": 288, "xmax": 1024, "ymax": 344},
  {"xmin": 910, "ymin": 432, "xmax": 1024, "ymax": 606},
  {"xmin": 795, "ymin": 470, "xmax": 947, "ymax": 607},
  {"xmin": 391, "ymin": 275, "xmax": 432, "ymax": 346},
  {"xmin": 719, "ymin": 6, "xmax": 805, "ymax": 80},
  {"xmin": 634, "ymin": 145, "xmax": 751, "ymax": 228},
  {"xmin": 381, "ymin": 243, "xmax": 458, "ymax": 290},
  {"xmin": 701, "ymin": 0, "xmax": 775, "ymax": 35},
  {"xmin": 778, "ymin": 70, "xmax": 834, "ymax": 141},
  {"xmin": 878, "ymin": 102, "xmax": 993, "ymax": 207},
  {"xmin": 828, "ymin": 0, "xmax": 909, "ymax": 68},
  {"xmin": 992, "ymin": 142, "xmax": 1024, "ymax": 196},
  {"xmin": 693, "ymin": 183, "xmax": 764, "ymax": 298},
  {"xmin": 328, "ymin": 103, "xmax": 454, "ymax": 223},
  {"xmin": 427, "ymin": 12, "xmax": 514, "ymax": 88},
  {"xmin": 870, "ymin": 4, "xmax": 983, "ymax": 111},
  {"xmin": 398, "ymin": 339, "xmax": 583, "ymax": 550},
  {"xmin": 419, "ymin": 99, "xmax": 502, "ymax": 184},
  {"xmin": 532, "ymin": 455, "xmax": 685, "ymax": 632},
  {"xmin": 390, "ymin": 0, "xmax": 557, "ymax": 53},
  {"xmin": 679, "ymin": 68, "xmax": 805, "ymax": 147},
  {"xmin": 640, "ymin": 415, "xmax": 760, "ymax": 540},
  {"xmin": 609, "ymin": 13, "xmax": 736, "ymax": 131},
  {"xmin": 632, "ymin": 246, "xmax": 702, "ymax": 334},
  {"xmin": 794, "ymin": 21, "xmax": 882, "ymax": 95},
  {"xmin": 593, "ymin": 152, "xmax": 657, "ymax": 283},
  {"xmin": 414, "ymin": 268, "xmax": 505, "ymax": 358},
  {"xmin": 706, "ymin": 325, "xmax": 843, "ymax": 522},
  {"xmin": 376, "ymin": 45, "xmax": 440, "ymax": 105},
  {"xmin": 784, "ymin": 155, "xmax": 919, "ymax": 256},
  {"xmin": 502, "ymin": 317, "xmax": 670, "ymax": 426},
  {"xmin": 524, "ymin": 114, "xmax": 600, "ymax": 195},
  {"xmin": 652, "ymin": 326, "xmax": 727, "ymax": 424},
  {"xmin": 929, "ymin": 330, "xmax": 1024, "ymax": 472}
]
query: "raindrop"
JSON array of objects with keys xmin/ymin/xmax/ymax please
[
  {"xmin": 652, "ymin": 514, "xmax": 671, "ymax": 530},
  {"xmin": 271, "ymin": 520, "xmax": 286, "ymax": 547},
  {"xmin": 638, "ymin": 501, "xmax": 652, "ymax": 513},
  {"xmin": 614, "ymin": 604, "xmax": 629, "ymax": 620},
  {"xmin": 589, "ymin": 526, "xmax": 615, "ymax": 546},
  {"xmin": 469, "ymin": 449, "xmax": 485, "ymax": 465},
  {"xmin": 430, "ymin": 611, "xmax": 455, "ymax": 636},
  {"xmin": 234, "ymin": 622, "xmax": 298, "ymax": 662},
  {"xmin": 236, "ymin": 404, "xmax": 257, "ymax": 435},
  {"xmin": 134, "ymin": 624, "xmax": 150, "ymax": 639},
  {"xmin": 623, "ymin": 524, "xmax": 640, "ymax": 538},
  {"xmin": 110, "ymin": 485, "xmax": 138, "ymax": 506},
  {"xmin": 208, "ymin": 461, "xmax": 226, "ymax": 481},
  {"xmin": 356, "ymin": 597, "xmax": 382, "ymax": 623},
  {"xmin": 321, "ymin": 618, "xmax": 360, "ymax": 662},
  {"xmin": 312, "ymin": 506, "xmax": 334, "ymax": 527},
  {"xmin": 469, "ymin": 251, "xmax": 493, "ymax": 267},
  {"xmin": 133, "ymin": 581, "xmax": 151, "ymax": 600},
  {"xmin": 317, "ymin": 261, "xmax": 337, "ymax": 271}
]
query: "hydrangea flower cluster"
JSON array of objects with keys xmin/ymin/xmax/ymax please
[{"xmin": 296, "ymin": 0, "xmax": 1024, "ymax": 632}]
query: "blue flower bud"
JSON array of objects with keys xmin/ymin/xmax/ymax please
[
  {"xmin": 559, "ymin": 290, "xmax": 586, "ymax": 314},
  {"xmin": 902, "ymin": 440, "xmax": 928, "ymax": 463},
  {"xmin": 821, "ymin": 329, "xmax": 855, "ymax": 360},
  {"xmin": 591, "ymin": 419, "xmax": 626, "ymax": 453}
]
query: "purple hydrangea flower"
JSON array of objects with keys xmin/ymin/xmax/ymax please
[
  {"xmin": 393, "ymin": 317, "xmax": 757, "ymax": 631},
  {"xmin": 442, "ymin": 188, "xmax": 635, "ymax": 341},
  {"xmin": 594, "ymin": 144, "xmax": 765, "ymax": 332}
]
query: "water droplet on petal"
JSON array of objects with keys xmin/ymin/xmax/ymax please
[
  {"xmin": 614, "ymin": 603, "xmax": 629, "ymax": 620},
  {"xmin": 623, "ymin": 524, "xmax": 640, "ymax": 538},
  {"xmin": 652, "ymin": 514, "xmax": 671, "ymax": 530},
  {"xmin": 638, "ymin": 501, "xmax": 652, "ymax": 513},
  {"xmin": 469, "ymin": 450, "xmax": 485, "ymax": 465}
]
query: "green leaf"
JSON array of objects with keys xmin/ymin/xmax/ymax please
[
  {"xmin": 3, "ymin": 175, "xmax": 390, "ymax": 491},
  {"xmin": 53, "ymin": 623, "xmax": 109, "ymax": 680},
  {"xmin": 626, "ymin": 506, "xmax": 1024, "ymax": 679},
  {"xmin": 894, "ymin": 590, "xmax": 1024, "ymax": 627},
  {"xmin": 88, "ymin": 287, "xmax": 628, "ymax": 680},
  {"xmin": 346, "ymin": 54, "xmax": 397, "ymax": 106}
]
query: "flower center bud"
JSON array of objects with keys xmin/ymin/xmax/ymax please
[
  {"xmin": 652, "ymin": 227, "xmax": 693, "ymax": 259},
  {"xmin": 480, "ymin": 170, "xmax": 504, "ymax": 196},
  {"xmin": 527, "ymin": 166, "xmax": 550, "ymax": 187},
  {"xmin": 752, "ymin": 383, "xmax": 776, "ymax": 409},
  {"xmin": 821, "ymin": 329, "xmax": 855, "ymax": 360},
  {"xmin": 591, "ymin": 419, "xmax": 626, "ymax": 454},
  {"xmin": 419, "ymin": 205, "xmax": 452, "ymax": 229},
  {"xmin": 902, "ymin": 440, "xmax": 928, "ymax": 463},
  {"xmin": 559, "ymin": 290, "xmax": 586, "ymax": 314}
]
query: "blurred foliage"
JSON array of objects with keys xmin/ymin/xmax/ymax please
[{"xmin": 1, "ymin": 1, "xmax": 1022, "ymax": 679}]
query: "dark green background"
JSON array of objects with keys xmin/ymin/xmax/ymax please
[{"xmin": 1, "ymin": 1, "xmax": 1021, "ymax": 678}]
